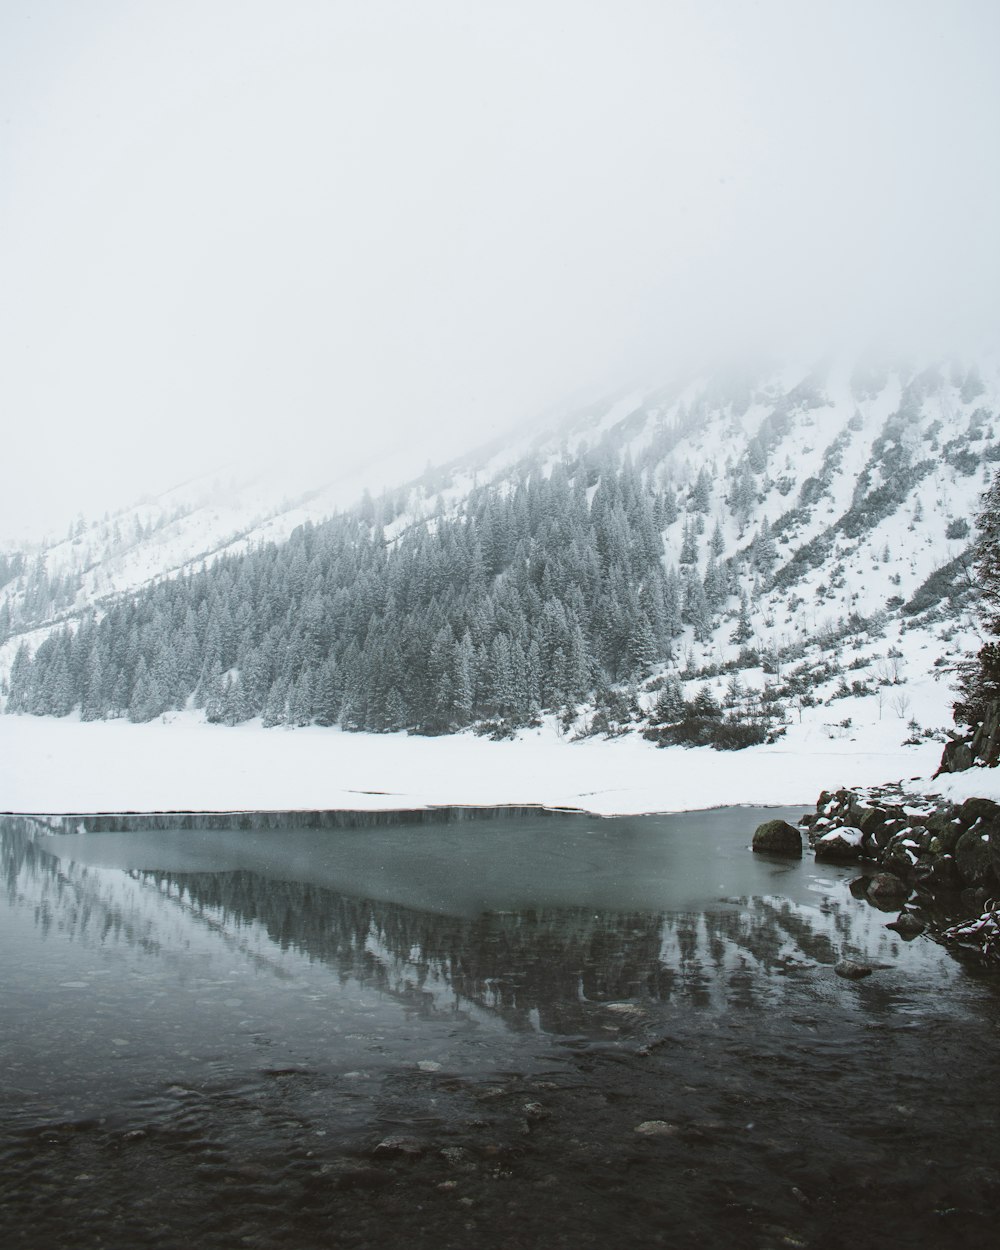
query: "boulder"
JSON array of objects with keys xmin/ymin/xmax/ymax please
[
  {"xmin": 955, "ymin": 827, "xmax": 997, "ymax": 889},
  {"xmin": 835, "ymin": 960, "xmax": 874, "ymax": 980},
  {"xmin": 814, "ymin": 827, "xmax": 865, "ymax": 862},
  {"xmin": 752, "ymin": 819, "xmax": 802, "ymax": 857},
  {"xmin": 872, "ymin": 822, "xmax": 898, "ymax": 849},
  {"xmin": 958, "ymin": 797, "xmax": 1000, "ymax": 827},
  {"xmin": 886, "ymin": 912, "xmax": 925, "ymax": 940},
  {"xmin": 938, "ymin": 738, "xmax": 974, "ymax": 774},
  {"xmin": 882, "ymin": 847, "xmax": 918, "ymax": 879},
  {"xmin": 915, "ymin": 854, "xmax": 962, "ymax": 891},
  {"xmin": 858, "ymin": 808, "xmax": 888, "ymax": 837},
  {"xmin": 866, "ymin": 872, "xmax": 911, "ymax": 907},
  {"xmin": 969, "ymin": 702, "xmax": 1000, "ymax": 768},
  {"xmin": 923, "ymin": 811, "xmax": 964, "ymax": 854}
]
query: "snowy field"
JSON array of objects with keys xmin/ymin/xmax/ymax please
[{"xmin": 3, "ymin": 710, "xmax": 991, "ymax": 818}]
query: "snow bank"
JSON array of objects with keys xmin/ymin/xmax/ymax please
[
  {"xmin": 924, "ymin": 767, "xmax": 1000, "ymax": 806},
  {"xmin": 0, "ymin": 713, "xmax": 947, "ymax": 817}
]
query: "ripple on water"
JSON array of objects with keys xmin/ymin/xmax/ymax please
[{"xmin": 3, "ymin": 810, "xmax": 1000, "ymax": 1249}]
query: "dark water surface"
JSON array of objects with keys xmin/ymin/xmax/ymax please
[{"xmin": 2, "ymin": 808, "xmax": 999, "ymax": 1249}]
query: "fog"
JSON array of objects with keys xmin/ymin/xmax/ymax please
[{"xmin": 1, "ymin": 0, "xmax": 998, "ymax": 541}]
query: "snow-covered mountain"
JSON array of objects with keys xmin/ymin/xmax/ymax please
[{"xmin": 1, "ymin": 355, "xmax": 994, "ymax": 746}]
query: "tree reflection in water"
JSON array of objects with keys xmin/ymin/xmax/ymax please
[{"xmin": 4, "ymin": 815, "xmax": 1000, "ymax": 1250}]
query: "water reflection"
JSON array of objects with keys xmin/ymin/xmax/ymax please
[
  {"xmin": 0, "ymin": 814, "xmax": 963, "ymax": 1046},
  {"xmin": 4, "ymin": 813, "xmax": 1000, "ymax": 1250}
]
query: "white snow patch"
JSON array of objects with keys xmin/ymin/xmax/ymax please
[
  {"xmin": 0, "ymin": 711, "xmax": 945, "ymax": 817},
  {"xmin": 923, "ymin": 767, "xmax": 1000, "ymax": 807},
  {"xmin": 818, "ymin": 826, "xmax": 864, "ymax": 846}
]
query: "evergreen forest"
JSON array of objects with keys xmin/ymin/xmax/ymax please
[{"xmin": 7, "ymin": 456, "xmax": 730, "ymax": 736}]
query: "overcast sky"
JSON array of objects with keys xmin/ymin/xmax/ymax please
[{"xmin": 1, "ymin": 0, "xmax": 998, "ymax": 541}]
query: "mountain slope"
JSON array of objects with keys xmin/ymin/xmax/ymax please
[{"xmin": 1, "ymin": 356, "xmax": 994, "ymax": 749}]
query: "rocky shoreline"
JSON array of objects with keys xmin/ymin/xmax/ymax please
[{"xmin": 793, "ymin": 778, "xmax": 1000, "ymax": 962}]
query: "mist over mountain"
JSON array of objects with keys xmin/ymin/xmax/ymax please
[
  {"xmin": 1, "ymin": 355, "xmax": 991, "ymax": 748},
  {"xmin": 2, "ymin": 2, "xmax": 998, "ymax": 542}
]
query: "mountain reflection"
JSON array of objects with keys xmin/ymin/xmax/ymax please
[
  {"xmin": 3, "ymin": 814, "xmax": 949, "ymax": 1042},
  {"xmin": 102, "ymin": 869, "xmax": 908, "ymax": 1030}
]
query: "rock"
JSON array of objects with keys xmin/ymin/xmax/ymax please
[
  {"xmin": 634, "ymin": 1120, "xmax": 679, "ymax": 1136},
  {"xmin": 885, "ymin": 913, "xmax": 925, "ymax": 939},
  {"xmin": 814, "ymin": 826, "xmax": 865, "ymax": 861},
  {"xmin": 939, "ymin": 738, "xmax": 974, "ymax": 774},
  {"xmin": 848, "ymin": 875, "xmax": 872, "ymax": 899},
  {"xmin": 924, "ymin": 810, "xmax": 963, "ymax": 853},
  {"xmin": 834, "ymin": 960, "xmax": 874, "ymax": 980},
  {"xmin": 440, "ymin": 1147, "xmax": 476, "ymax": 1172},
  {"xmin": 958, "ymin": 797, "xmax": 1000, "ymax": 826},
  {"xmin": 866, "ymin": 872, "xmax": 910, "ymax": 907},
  {"xmin": 915, "ymin": 854, "xmax": 962, "ymax": 891},
  {"xmin": 861, "ymin": 831, "xmax": 880, "ymax": 858},
  {"xmin": 372, "ymin": 1136, "xmax": 427, "ymax": 1158},
  {"xmin": 977, "ymin": 704, "xmax": 1000, "ymax": 767},
  {"xmin": 872, "ymin": 822, "xmax": 898, "ymax": 849},
  {"xmin": 882, "ymin": 848, "xmax": 918, "ymax": 880},
  {"xmin": 857, "ymin": 807, "xmax": 888, "ymax": 837},
  {"xmin": 955, "ymin": 827, "xmax": 997, "ymax": 888},
  {"xmin": 752, "ymin": 819, "xmax": 802, "ymax": 857}
]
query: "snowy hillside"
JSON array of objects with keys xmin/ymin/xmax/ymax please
[
  {"xmin": 0, "ymin": 443, "xmax": 439, "ymax": 647},
  {"xmin": 0, "ymin": 355, "xmax": 994, "ymax": 770}
]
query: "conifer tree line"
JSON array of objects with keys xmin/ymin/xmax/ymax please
[{"xmin": 6, "ymin": 455, "xmax": 749, "ymax": 734}]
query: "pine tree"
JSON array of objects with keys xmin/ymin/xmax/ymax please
[
  {"xmin": 129, "ymin": 657, "xmax": 164, "ymax": 723},
  {"xmin": 651, "ymin": 674, "xmax": 685, "ymax": 723},
  {"xmin": 679, "ymin": 518, "xmax": 698, "ymax": 565},
  {"xmin": 692, "ymin": 684, "xmax": 722, "ymax": 718},
  {"xmin": 262, "ymin": 677, "xmax": 289, "ymax": 728},
  {"xmin": 80, "ymin": 642, "xmax": 106, "ymax": 721},
  {"xmin": 751, "ymin": 518, "xmax": 777, "ymax": 574},
  {"xmin": 731, "ymin": 591, "xmax": 753, "ymax": 644},
  {"xmin": 709, "ymin": 520, "xmax": 725, "ymax": 557},
  {"xmin": 691, "ymin": 467, "xmax": 712, "ymax": 513},
  {"xmin": 6, "ymin": 643, "xmax": 32, "ymax": 712}
]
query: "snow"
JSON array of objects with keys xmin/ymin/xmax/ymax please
[
  {"xmin": 2, "ymin": 358, "xmax": 998, "ymax": 820},
  {"xmin": 818, "ymin": 826, "xmax": 864, "ymax": 846},
  {"xmin": 0, "ymin": 711, "xmax": 947, "ymax": 818},
  {"xmin": 926, "ymin": 767, "xmax": 1000, "ymax": 807}
]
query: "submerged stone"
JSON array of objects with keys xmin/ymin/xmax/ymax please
[
  {"xmin": 866, "ymin": 872, "xmax": 911, "ymax": 908},
  {"xmin": 634, "ymin": 1120, "xmax": 679, "ymax": 1136},
  {"xmin": 373, "ymin": 1136, "xmax": 428, "ymax": 1158},
  {"xmin": 886, "ymin": 913, "xmax": 925, "ymax": 940},
  {"xmin": 752, "ymin": 819, "xmax": 802, "ymax": 857},
  {"xmin": 834, "ymin": 960, "xmax": 874, "ymax": 981}
]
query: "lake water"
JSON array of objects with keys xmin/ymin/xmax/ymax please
[{"xmin": 2, "ymin": 807, "xmax": 999, "ymax": 1249}]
